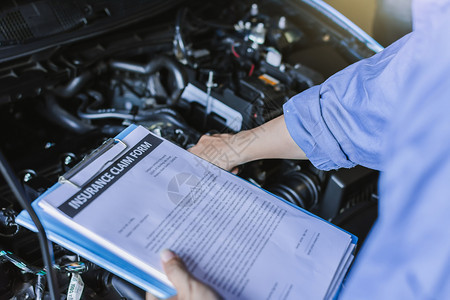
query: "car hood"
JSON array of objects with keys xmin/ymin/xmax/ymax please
[{"xmin": 0, "ymin": 0, "xmax": 184, "ymax": 62}]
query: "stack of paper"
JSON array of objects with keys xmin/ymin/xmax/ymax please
[{"xmin": 17, "ymin": 125, "xmax": 356, "ymax": 299}]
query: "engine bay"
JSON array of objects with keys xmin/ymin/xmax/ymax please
[{"xmin": 0, "ymin": 1, "xmax": 380, "ymax": 298}]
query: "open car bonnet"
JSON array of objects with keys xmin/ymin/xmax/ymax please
[{"xmin": 0, "ymin": 1, "xmax": 381, "ymax": 299}]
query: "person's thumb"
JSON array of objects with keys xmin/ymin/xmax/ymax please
[{"xmin": 160, "ymin": 249, "xmax": 192, "ymax": 294}]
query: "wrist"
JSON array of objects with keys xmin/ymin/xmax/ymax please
[{"xmin": 231, "ymin": 129, "xmax": 262, "ymax": 165}]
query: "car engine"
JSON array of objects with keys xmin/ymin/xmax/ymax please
[{"xmin": 0, "ymin": 0, "xmax": 380, "ymax": 299}]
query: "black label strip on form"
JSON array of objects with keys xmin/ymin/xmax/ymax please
[{"xmin": 58, "ymin": 134, "xmax": 163, "ymax": 218}]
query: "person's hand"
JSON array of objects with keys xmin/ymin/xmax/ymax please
[
  {"xmin": 146, "ymin": 249, "xmax": 220, "ymax": 300},
  {"xmin": 188, "ymin": 132, "xmax": 251, "ymax": 172}
]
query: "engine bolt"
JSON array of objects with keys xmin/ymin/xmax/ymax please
[
  {"xmin": 64, "ymin": 156, "xmax": 73, "ymax": 166},
  {"xmin": 23, "ymin": 174, "xmax": 32, "ymax": 182}
]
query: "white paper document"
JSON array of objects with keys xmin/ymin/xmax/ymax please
[{"xmin": 18, "ymin": 125, "xmax": 356, "ymax": 299}]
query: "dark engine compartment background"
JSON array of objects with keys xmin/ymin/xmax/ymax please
[{"xmin": 0, "ymin": 0, "xmax": 379, "ymax": 298}]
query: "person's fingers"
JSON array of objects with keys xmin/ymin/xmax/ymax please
[
  {"xmin": 187, "ymin": 136, "xmax": 212, "ymax": 157},
  {"xmin": 159, "ymin": 249, "xmax": 221, "ymax": 300},
  {"xmin": 188, "ymin": 134, "xmax": 239, "ymax": 171},
  {"xmin": 145, "ymin": 292, "xmax": 159, "ymax": 300},
  {"xmin": 230, "ymin": 166, "xmax": 239, "ymax": 174},
  {"xmin": 160, "ymin": 249, "xmax": 192, "ymax": 294}
]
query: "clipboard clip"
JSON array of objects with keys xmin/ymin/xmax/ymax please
[{"xmin": 58, "ymin": 138, "xmax": 128, "ymax": 189}]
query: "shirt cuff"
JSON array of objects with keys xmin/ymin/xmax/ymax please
[{"xmin": 283, "ymin": 86, "xmax": 356, "ymax": 170}]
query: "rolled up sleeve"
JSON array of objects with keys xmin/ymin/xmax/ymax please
[{"xmin": 283, "ymin": 33, "xmax": 413, "ymax": 170}]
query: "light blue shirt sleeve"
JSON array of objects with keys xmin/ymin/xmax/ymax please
[
  {"xmin": 283, "ymin": 33, "xmax": 413, "ymax": 171},
  {"xmin": 284, "ymin": 0, "xmax": 450, "ymax": 298},
  {"xmin": 340, "ymin": 1, "xmax": 450, "ymax": 298}
]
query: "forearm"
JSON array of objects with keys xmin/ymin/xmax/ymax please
[{"xmin": 240, "ymin": 115, "xmax": 307, "ymax": 162}]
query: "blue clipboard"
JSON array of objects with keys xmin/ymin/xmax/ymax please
[{"xmin": 16, "ymin": 124, "xmax": 357, "ymax": 299}]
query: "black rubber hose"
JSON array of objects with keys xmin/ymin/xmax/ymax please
[
  {"xmin": 78, "ymin": 106, "xmax": 184, "ymax": 122},
  {"xmin": 109, "ymin": 56, "xmax": 187, "ymax": 105},
  {"xmin": 144, "ymin": 57, "xmax": 186, "ymax": 104},
  {"xmin": 52, "ymin": 72, "xmax": 93, "ymax": 99},
  {"xmin": 42, "ymin": 94, "xmax": 95, "ymax": 134},
  {"xmin": 0, "ymin": 150, "xmax": 59, "ymax": 300},
  {"xmin": 77, "ymin": 89, "xmax": 186, "ymax": 122}
]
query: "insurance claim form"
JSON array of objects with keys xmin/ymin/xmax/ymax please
[{"xmin": 37, "ymin": 125, "xmax": 356, "ymax": 300}]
